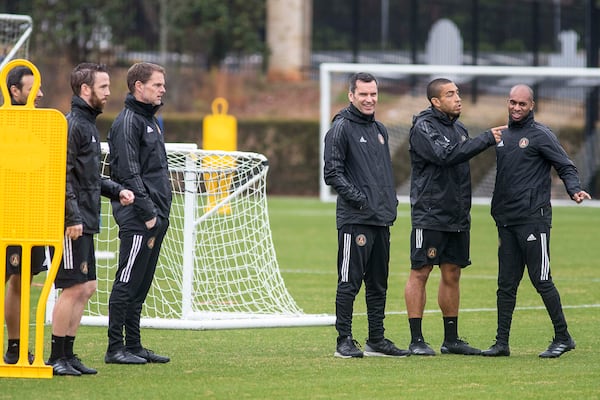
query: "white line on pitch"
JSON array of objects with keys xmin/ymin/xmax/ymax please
[{"xmin": 357, "ymin": 303, "xmax": 600, "ymax": 316}]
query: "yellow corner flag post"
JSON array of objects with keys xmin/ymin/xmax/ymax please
[
  {"xmin": 202, "ymin": 98, "xmax": 237, "ymax": 214},
  {"xmin": 0, "ymin": 59, "xmax": 67, "ymax": 378}
]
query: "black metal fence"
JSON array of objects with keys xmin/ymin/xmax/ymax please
[{"xmin": 312, "ymin": 0, "xmax": 589, "ymax": 67}]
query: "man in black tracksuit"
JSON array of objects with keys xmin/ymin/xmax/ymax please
[
  {"xmin": 405, "ymin": 78, "xmax": 504, "ymax": 356},
  {"xmin": 324, "ymin": 72, "xmax": 409, "ymax": 358},
  {"xmin": 482, "ymin": 84, "xmax": 591, "ymax": 358},
  {"xmin": 105, "ymin": 62, "xmax": 172, "ymax": 365}
]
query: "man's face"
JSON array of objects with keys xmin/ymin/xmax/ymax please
[
  {"xmin": 11, "ymin": 74, "xmax": 44, "ymax": 106},
  {"xmin": 136, "ymin": 71, "xmax": 166, "ymax": 106},
  {"xmin": 507, "ymin": 87, "xmax": 534, "ymax": 122},
  {"xmin": 348, "ymin": 79, "xmax": 377, "ymax": 115},
  {"xmin": 432, "ymin": 82, "xmax": 461, "ymax": 118},
  {"xmin": 89, "ymin": 71, "xmax": 110, "ymax": 110}
]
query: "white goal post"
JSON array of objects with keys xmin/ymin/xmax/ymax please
[
  {"xmin": 47, "ymin": 143, "xmax": 334, "ymax": 329},
  {"xmin": 0, "ymin": 14, "xmax": 32, "ymax": 69},
  {"xmin": 319, "ymin": 63, "xmax": 600, "ymax": 202}
]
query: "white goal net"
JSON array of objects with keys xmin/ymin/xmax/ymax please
[
  {"xmin": 320, "ymin": 63, "xmax": 600, "ymax": 204},
  {"xmin": 0, "ymin": 14, "xmax": 32, "ymax": 69},
  {"xmin": 47, "ymin": 143, "xmax": 334, "ymax": 329}
]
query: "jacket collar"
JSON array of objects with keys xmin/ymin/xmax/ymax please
[
  {"xmin": 508, "ymin": 110, "xmax": 535, "ymax": 128},
  {"xmin": 430, "ymin": 106, "xmax": 458, "ymax": 126},
  {"xmin": 413, "ymin": 106, "xmax": 458, "ymax": 126},
  {"xmin": 124, "ymin": 93, "xmax": 162, "ymax": 118},
  {"xmin": 70, "ymin": 95, "xmax": 102, "ymax": 121},
  {"xmin": 334, "ymin": 103, "xmax": 375, "ymax": 124}
]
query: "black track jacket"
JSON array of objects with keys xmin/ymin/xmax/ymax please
[
  {"xmin": 65, "ymin": 95, "xmax": 124, "ymax": 233},
  {"xmin": 491, "ymin": 111, "xmax": 582, "ymax": 227},
  {"xmin": 107, "ymin": 93, "xmax": 171, "ymax": 231},
  {"xmin": 409, "ymin": 106, "xmax": 495, "ymax": 232},
  {"xmin": 324, "ymin": 104, "xmax": 398, "ymax": 229}
]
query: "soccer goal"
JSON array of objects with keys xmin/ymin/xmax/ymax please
[
  {"xmin": 46, "ymin": 143, "xmax": 334, "ymax": 329},
  {"xmin": 320, "ymin": 63, "xmax": 600, "ymax": 203},
  {"xmin": 0, "ymin": 14, "xmax": 32, "ymax": 69}
]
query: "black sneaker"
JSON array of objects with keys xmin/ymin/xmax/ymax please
[
  {"xmin": 334, "ymin": 336, "xmax": 363, "ymax": 358},
  {"xmin": 67, "ymin": 355, "xmax": 98, "ymax": 374},
  {"xmin": 481, "ymin": 342, "xmax": 510, "ymax": 357},
  {"xmin": 4, "ymin": 349, "xmax": 34, "ymax": 365},
  {"xmin": 364, "ymin": 338, "xmax": 410, "ymax": 357},
  {"xmin": 539, "ymin": 337, "xmax": 576, "ymax": 358},
  {"xmin": 104, "ymin": 349, "xmax": 147, "ymax": 364},
  {"xmin": 129, "ymin": 348, "xmax": 170, "ymax": 363},
  {"xmin": 440, "ymin": 338, "xmax": 481, "ymax": 355},
  {"xmin": 408, "ymin": 339, "xmax": 436, "ymax": 356},
  {"xmin": 47, "ymin": 358, "xmax": 82, "ymax": 376}
]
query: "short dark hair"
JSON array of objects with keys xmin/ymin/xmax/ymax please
[
  {"xmin": 426, "ymin": 78, "xmax": 453, "ymax": 102},
  {"xmin": 348, "ymin": 72, "xmax": 377, "ymax": 93},
  {"xmin": 70, "ymin": 62, "xmax": 109, "ymax": 96},
  {"xmin": 6, "ymin": 66, "xmax": 33, "ymax": 100},
  {"xmin": 126, "ymin": 62, "xmax": 165, "ymax": 93}
]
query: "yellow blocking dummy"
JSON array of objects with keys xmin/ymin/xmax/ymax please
[
  {"xmin": 202, "ymin": 98, "xmax": 237, "ymax": 214},
  {"xmin": 0, "ymin": 59, "xmax": 67, "ymax": 378}
]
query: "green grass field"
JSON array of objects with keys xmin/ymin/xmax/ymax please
[{"xmin": 2, "ymin": 197, "xmax": 599, "ymax": 399}]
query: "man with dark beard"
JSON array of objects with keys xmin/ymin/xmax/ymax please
[{"xmin": 47, "ymin": 63, "xmax": 134, "ymax": 375}]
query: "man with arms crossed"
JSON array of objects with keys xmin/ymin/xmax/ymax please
[
  {"xmin": 47, "ymin": 63, "xmax": 134, "ymax": 376},
  {"xmin": 406, "ymin": 78, "xmax": 504, "ymax": 356}
]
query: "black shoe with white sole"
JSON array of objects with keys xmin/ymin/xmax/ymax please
[{"xmin": 364, "ymin": 338, "xmax": 410, "ymax": 357}]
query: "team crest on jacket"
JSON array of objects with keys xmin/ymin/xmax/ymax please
[
  {"xmin": 80, "ymin": 262, "xmax": 88, "ymax": 274},
  {"xmin": 355, "ymin": 234, "xmax": 367, "ymax": 247},
  {"xmin": 519, "ymin": 138, "xmax": 529, "ymax": 148},
  {"xmin": 377, "ymin": 133, "xmax": 385, "ymax": 145},
  {"xmin": 148, "ymin": 236, "xmax": 156, "ymax": 249},
  {"xmin": 9, "ymin": 253, "xmax": 19, "ymax": 267},
  {"xmin": 427, "ymin": 247, "xmax": 437, "ymax": 259}
]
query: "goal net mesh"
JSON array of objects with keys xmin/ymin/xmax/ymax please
[
  {"xmin": 0, "ymin": 14, "xmax": 31, "ymax": 68},
  {"xmin": 51, "ymin": 145, "xmax": 333, "ymax": 329}
]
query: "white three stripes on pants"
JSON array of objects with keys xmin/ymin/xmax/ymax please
[
  {"xmin": 63, "ymin": 236, "xmax": 73, "ymax": 270},
  {"xmin": 119, "ymin": 234, "xmax": 144, "ymax": 283},
  {"xmin": 415, "ymin": 228, "xmax": 423, "ymax": 249},
  {"xmin": 341, "ymin": 233, "xmax": 352, "ymax": 282},
  {"xmin": 540, "ymin": 232, "xmax": 550, "ymax": 281}
]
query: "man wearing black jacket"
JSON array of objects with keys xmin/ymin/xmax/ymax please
[
  {"xmin": 48, "ymin": 63, "xmax": 134, "ymax": 375},
  {"xmin": 405, "ymin": 78, "xmax": 504, "ymax": 356},
  {"xmin": 482, "ymin": 84, "xmax": 590, "ymax": 358},
  {"xmin": 324, "ymin": 72, "xmax": 409, "ymax": 358},
  {"xmin": 105, "ymin": 62, "xmax": 172, "ymax": 365}
]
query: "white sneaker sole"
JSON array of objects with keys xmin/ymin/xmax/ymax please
[{"xmin": 333, "ymin": 351, "xmax": 363, "ymax": 358}]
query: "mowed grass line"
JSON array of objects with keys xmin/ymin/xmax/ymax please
[{"xmin": 2, "ymin": 197, "xmax": 599, "ymax": 399}]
